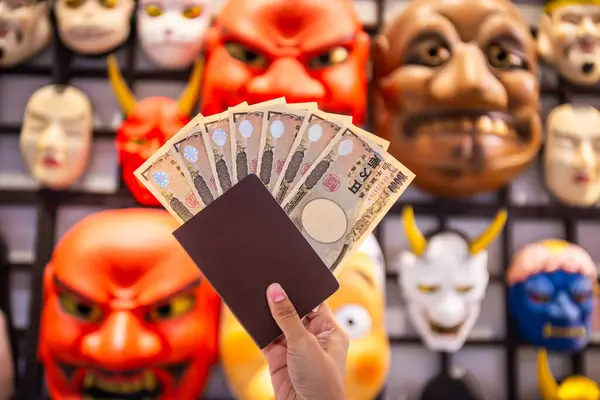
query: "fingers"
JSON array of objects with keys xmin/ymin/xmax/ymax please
[{"xmin": 266, "ymin": 283, "xmax": 308, "ymax": 343}]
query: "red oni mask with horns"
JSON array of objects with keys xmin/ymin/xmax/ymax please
[
  {"xmin": 201, "ymin": 0, "xmax": 369, "ymax": 125},
  {"xmin": 38, "ymin": 208, "xmax": 221, "ymax": 400},
  {"xmin": 107, "ymin": 56, "xmax": 203, "ymax": 205}
]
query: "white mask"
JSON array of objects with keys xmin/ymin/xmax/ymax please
[
  {"xmin": 545, "ymin": 103, "xmax": 600, "ymax": 207},
  {"xmin": 0, "ymin": 0, "xmax": 51, "ymax": 67},
  {"xmin": 137, "ymin": 0, "xmax": 213, "ymax": 69},
  {"xmin": 54, "ymin": 0, "xmax": 134, "ymax": 55},
  {"xmin": 398, "ymin": 207, "xmax": 506, "ymax": 353},
  {"xmin": 538, "ymin": 3, "xmax": 600, "ymax": 86},
  {"xmin": 20, "ymin": 85, "xmax": 93, "ymax": 189}
]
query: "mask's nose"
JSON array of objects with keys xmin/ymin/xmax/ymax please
[
  {"xmin": 548, "ymin": 292, "xmax": 581, "ymax": 324},
  {"xmin": 38, "ymin": 123, "xmax": 66, "ymax": 156},
  {"xmin": 429, "ymin": 294, "xmax": 467, "ymax": 327}
]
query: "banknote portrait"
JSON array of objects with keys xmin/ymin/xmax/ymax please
[
  {"xmin": 137, "ymin": 0, "xmax": 214, "ymax": 69},
  {"xmin": 54, "ymin": 0, "xmax": 134, "ymax": 55},
  {"xmin": 544, "ymin": 103, "xmax": 600, "ymax": 207},
  {"xmin": 538, "ymin": 0, "xmax": 600, "ymax": 86},
  {"xmin": 373, "ymin": 0, "xmax": 542, "ymax": 198},
  {"xmin": 19, "ymin": 84, "xmax": 93, "ymax": 190},
  {"xmin": 508, "ymin": 239, "xmax": 598, "ymax": 352},
  {"xmin": 219, "ymin": 235, "xmax": 390, "ymax": 400},
  {"xmin": 538, "ymin": 349, "xmax": 600, "ymax": 400},
  {"xmin": 0, "ymin": 0, "xmax": 51, "ymax": 67},
  {"xmin": 398, "ymin": 207, "xmax": 507, "ymax": 352},
  {"xmin": 107, "ymin": 55, "xmax": 202, "ymax": 206},
  {"xmin": 39, "ymin": 209, "xmax": 221, "ymax": 399},
  {"xmin": 200, "ymin": 0, "xmax": 370, "ymax": 126}
]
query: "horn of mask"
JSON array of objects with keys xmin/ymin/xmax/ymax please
[
  {"xmin": 469, "ymin": 209, "xmax": 507, "ymax": 255},
  {"xmin": 107, "ymin": 54, "xmax": 137, "ymax": 117},
  {"xmin": 177, "ymin": 57, "xmax": 204, "ymax": 117},
  {"xmin": 402, "ymin": 206, "xmax": 427, "ymax": 256}
]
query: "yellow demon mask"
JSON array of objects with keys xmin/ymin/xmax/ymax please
[
  {"xmin": 538, "ymin": 348, "xmax": 600, "ymax": 400},
  {"xmin": 219, "ymin": 234, "xmax": 391, "ymax": 400}
]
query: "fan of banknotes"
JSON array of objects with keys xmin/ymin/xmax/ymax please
[{"xmin": 134, "ymin": 98, "xmax": 415, "ymax": 271}]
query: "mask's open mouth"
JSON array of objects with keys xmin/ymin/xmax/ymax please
[
  {"xmin": 543, "ymin": 323, "xmax": 587, "ymax": 338},
  {"xmin": 425, "ymin": 312, "xmax": 465, "ymax": 335},
  {"xmin": 68, "ymin": 26, "xmax": 112, "ymax": 40},
  {"xmin": 82, "ymin": 370, "xmax": 162, "ymax": 400}
]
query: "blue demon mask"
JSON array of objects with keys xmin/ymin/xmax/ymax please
[{"xmin": 507, "ymin": 239, "xmax": 598, "ymax": 352}]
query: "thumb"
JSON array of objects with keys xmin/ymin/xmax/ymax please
[{"xmin": 266, "ymin": 283, "xmax": 307, "ymax": 343}]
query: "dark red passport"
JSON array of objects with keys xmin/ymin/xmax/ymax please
[{"xmin": 173, "ymin": 174, "xmax": 339, "ymax": 349}]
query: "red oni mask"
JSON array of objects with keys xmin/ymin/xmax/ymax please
[
  {"xmin": 107, "ymin": 56, "xmax": 203, "ymax": 205},
  {"xmin": 39, "ymin": 209, "xmax": 221, "ymax": 400},
  {"xmin": 201, "ymin": 0, "xmax": 369, "ymax": 125}
]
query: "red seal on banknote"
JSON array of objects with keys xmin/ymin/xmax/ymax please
[
  {"xmin": 301, "ymin": 163, "xmax": 312, "ymax": 175},
  {"xmin": 210, "ymin": 177, "xmax": 217, "ymax": 191},
  {"xmin": 323, "ymin": 174, "xmax": 340, "ymax": 192},
  {"xmin": 186, "ymin": 192, "xmax": 200, "ymax": 208},
  {"xmin": 251, "ymin": 159, "xmax": 258, "ymax": 173},
  {"xmin": 275, "ymin": 159, "xmax": 285, "ymax": 174}
]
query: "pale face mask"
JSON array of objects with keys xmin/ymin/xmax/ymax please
[
  {"xmin": 0, "ymin": 0, "xmax": 51, "ymax": 67},
  {"xmin": 545, "ymin": 104, "xmax": 600, "ymax": 207},
  {"xmin": 398, "ymin": 207, "xmax": 506, "ymax": 353},
  {"xmin": 20, "ymin": 85, "xmax": 93, "ymax": 189},
  {"xmin": 137, "ymin": 0, "xmax": 212, "ymax": 69},
  {"xmin": 54, "ymin": 0, "xmax": 134, "ymax": 55},
  {"xmin": 538, "ymin": 4, "xmax": 600, "ymax": 85}
]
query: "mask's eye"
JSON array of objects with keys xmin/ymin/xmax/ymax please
[
  {"xmin": 145, "ymin": 4, "xmax": 163, "ymax": 17},
  {"xmin": 224, "ymin": 41, "xmax": 268, "ymax": 69},
  {"xmin": 554, "ymin": 135, "xmax": 578, "ymax": 149},
  {"xmin": 130, "ymin": 138, "xmax": 149, "ymax": 145},
  {"xmin": 334, "ymin": 304, "xmax": 372, "ymax": 340},
  {"xmin": 528, "ymin": 292, "xmax": 551, "ymax": 304},
  {"xmin": 455, "ymin": 285, "xmax": 473, "ymax": 293},
  {"xmin": 58, "ymin": 293, "xmax": 102, "ymax": 322},
  {"xmin": 64, "ymin": 0, "xmax": 84, "ymax": 8},
  {"xmin": 147, "ymin": 294, "xmax": 196, "ymax": 321},
  {"xmin": 572, "ymin": 291, "xmax": 592, "ymax": 303},
  {"xmin": 182, "ymin": 5, "xmax": 203, "ymax": 18},
  {"xmin": 417, "ymin": 284, "xmax": 440, "ymax": 293},
  {"xmin": 307, "ymin": 46, "xmax": 350, "ymax": 69},
  {"xmin": 406, "ymin": 38, "xmax": 451, "ymax": 67},
  {"xmin": 100, "ymin": 0, "xmax": 117, "ymax": 8},
  {"xmin": 487, "ymin": 44, "xmax": 528, "ymax": 70}
]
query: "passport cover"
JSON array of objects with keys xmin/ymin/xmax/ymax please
[{"xmin": 173, "ymin": 174, "xmax": 340, "ymax": 349}]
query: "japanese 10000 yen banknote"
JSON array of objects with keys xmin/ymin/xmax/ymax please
[
  {"xmin": 229, "ymin": 98, "xmax": 286, "ymax": 184},
  {"xmin": 255, "ymin": 103, "xmax": 318, "ymax": 191},
  {"xmin": 272, "ymin": 109, "xmax": 348, "ymax": 204},
  {"xmin": 170, "ymin": 118, "xmax": 220, "ymax": 208},
  {"xmin": 134, "ymin": 146, "xmax": 205, "ymax": 225},
  {"xmin": 281, "ymin": 125, "xmax": 415, "ymax": 270}
]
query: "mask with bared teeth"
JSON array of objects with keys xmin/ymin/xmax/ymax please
[
  {"xmin": 0, "ymin": 0, "xmax": 51, "ymax": 67},
  {"xmin": 538, "ymin": 0, "xmax": 600, "ymax": 86},
  {"xmin": 38, "ymin": 209, "xmax": 221, "ymax": 400},
  {"xmin": 372, "ymin": 0, "xmax": 541, "ymax": 198},
  {"xmin": 544, "ymin": 103, "xmax": 600, "ymax": 207}
]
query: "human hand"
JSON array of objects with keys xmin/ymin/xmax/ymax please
[{"xmin": 263, "ymin": 283, "xmax": 349, "ymax": 400}]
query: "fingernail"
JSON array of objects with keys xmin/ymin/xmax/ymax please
[
  {"xmin": 312, "ymin": 305, "xmax": 320, "ymax": 313},
  {"xmin": 267, "ymin": 283, "xmax": 286, "ymax": 303}
]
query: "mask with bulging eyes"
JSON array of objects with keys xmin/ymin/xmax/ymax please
[
  {"xmin": 373, "ymin": 0, "xmax": 541, "ymax": 198},
  {"xmin": 544, "ymin": 103, "xmax": 600, "ymax": 207},
  {"xmin": 398, "ymin": 207, "xmax": 507, "ymax": 352},
  {"xmin": 54, "ymin": 0, "xmax": 134, "ymax": 55},
  {"xmin": 538, "ymin": 0, "xmax": 600, "ymax": 86},
  {"xmin": 0, "ymin": 0, "xmax": 51, "ymax": 67},
  {"xmin": 137, "ymin": 0, "xmax": 214, "ymax": 69},
  {"xmin": 19, "ymin": 84, "xmax": 93, "ymax": 189}
]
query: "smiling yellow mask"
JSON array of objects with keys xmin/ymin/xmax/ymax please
[{"xmin": 219, "ymin": 234, "xmax": 391, "ymax": 400}]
